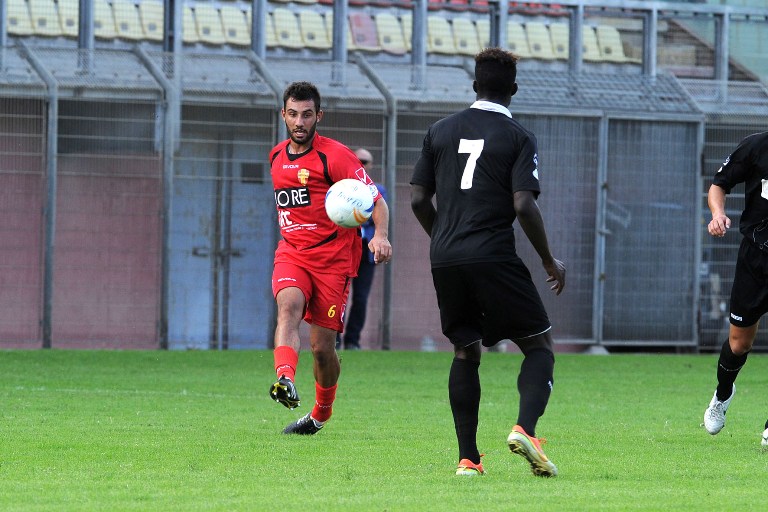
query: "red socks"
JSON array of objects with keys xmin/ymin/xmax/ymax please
[
  {"xmin": 274, "ymin": 345, "xmax": 298, "ymax": 381},
  {"xmin": 311, "ymin": 383, "xmax": 337, "ymax": 423}
]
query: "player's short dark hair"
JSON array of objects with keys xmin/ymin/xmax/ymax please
[
  {"xmin": 283, "ymin": 81, "xmax": 322, "ymax": 112},
  {"xmin": 474, "ymin": 48, "xmax": 518, "ymax": 96}
]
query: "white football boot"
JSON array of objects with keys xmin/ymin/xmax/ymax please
[{"xmin": 703, "ymin": 384, "xmax": 735, "ymax": 435}]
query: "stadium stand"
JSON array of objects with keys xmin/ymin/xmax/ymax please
[
  {"xmin": 28, "ymin": 0, "xmax": 62, "ymax": 37},
  {"xmin": 508, "ymin": 21, "xmax": 532, "ymax": 58},
  {"xmin": 8, "ymin": 0, "xmax": 34, "ymax": 36},
  {"xmin": 194, "ymin": 4, "xmax": 226, "ymax": 46},
  {"xmin": 94, "ymin": 0, "xmax": 117, "ymax": 40},
  {"xmin": 182, "ymin": 5, "xmax": 199, "ymax": 43},
  {"xmin": 113, "ymin": 0, "xmax": 145, "ymax": 41},
  {"xmin": 348, "ymin": 11, "xmax": 381, "ymax": 52},
  {"xmin": 452, "ymin": 17, "xmax": 481, "ymax": 56},
  {"xmin": 298, "ymin": 10, "xmax": 331, "ymax": 50},
  {"xmin": 524, "ymin": 21, "xmax": 556, "ymax": 60},
  {"xmin": 596, "ymin": 25, "xmax": 639, "ymax": 63},
  {"xmin": 138, "ymin": 1, "xmax": 163, "ymax": 42},
  {"xmin": 375, "ymin": 12, "xmax": 407, "ymax": 55},
  {"xmin": 58, "ymin": 0, "xmax": 78, "ymax": 37},
  {"xmin": 427, "ymin": 16, "xmax": 457, "ymax": 54},
  {"xmin": 273, "ymin": 8, "xmax": 304, "ymax": 49},
  {"xmin": 220, "ymin": 5, "xmax": 250, "ymax": 47}
]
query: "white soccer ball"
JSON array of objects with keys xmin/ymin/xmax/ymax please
[
  {"xmin": 762, "ymin": 428, "xmax": 768, "ymax": 447},
  {"xmin": 325, "ymin": 179, "xmax": 375, "ymax": 228}
]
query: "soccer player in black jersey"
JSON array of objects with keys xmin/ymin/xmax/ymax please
[
  {"xmin": 703, "ymin": 131, "xmax": 768, "ymax": 446},
  {"xmin": 410, "ymin": 47, "xmax": 565, "ymax": 477}
]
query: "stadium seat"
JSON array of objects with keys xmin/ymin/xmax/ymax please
[
  {"xmin": 324, "ymin": 14, "xmax": 358, "ymax": 51},
  {"xmin": 182, "ymin": 5, "xmax": 199, "ymax": 43},
  {"xmin": 375, "ymin": 12, "xmax": 407, "ymax": 55},
  {"xmin": 452, "ymin": 17, "xmax": 480, "ymax": 56},
  {"xmin": 7, "ymin": 0, "xmax": 34, "ymax": 36},
  {"xmin": 401, "ymin": 13, "xmax": 412, "ymax": 51},
  {"xmin": 547, "ymin": 22, "xmax": 569, "ymax": 60},
  {"xmin": 112, "ymin": 0, "xmax": 144, "ymax": 41},
  {"xmin": 348, "ymin": 12, "xmax": 381, "ymax": 52},
  {"xmin": 272, "ymin": 8, "xmax": 304, "ymax": 49},
  {"xmin": 293, "ymin": 0, "xmax": 319, "ymax": 4},
  {"xmin": 582, "ymin": 25, "xmax": 602, "ymax": 62},
  {"xmin": 220, "ymin": 5, "xmax": 250, "ymax": 47},
  {"xmin": 28, "ymin": 0, "xmax": 62, "ymax": 37},
  {"xmin": 524, "ymin": 22, "xmax": 556, "ymax": 60},
  {"xmin": 138, "ymin": 1, "xmax": 163, "ymax": 42},
  {"xmin": 508, "ymin": 21, "xmax": 531, "ymax": 58},
  {"xmin": 596, "ymin": 25, "xmax": 637, "ymax": 63},
  {"xmin": 57, "ymin": 0, "xmax": 78, "ymax": 37},
  {"xmin": 298, "ymin": 10, "xmax": 330, "ymax": 50},
  {"xmin": 194, "ymin": 4, "xmax": 226, "ymax": 45},
  {"xmin": 94, "ymin": 0, "xmax": 117, "ymax": 39},
  {"xmin": 427, "ymin": 16, "xmax": 456, "ymax": 54},
  {"xmin": 264, "ymin": 12, "xmax": 278, "ymax": 48}
]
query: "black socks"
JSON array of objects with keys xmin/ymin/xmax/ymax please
[
  {"xmin": 516, "ymin": 348, "xmax": 555, "ymax": 437},
  {"xmin": 449, "ymin": 357, "xmax": 481, "ymax": 464},
  {"xmin": 716, "ymin": 340, "xmax": 749, "ymax": 401}
]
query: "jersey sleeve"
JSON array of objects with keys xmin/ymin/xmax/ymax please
[
  {"xmin": 712, "ymin": 135, "xmax": 756, "ymax": 193},
  {"xmin": 410, "ymin": 129, "xmax": 436, "ymax": 192},
  {"xmin": 510, "ymin": 134, "xmax": 541, "ymax": 197}
]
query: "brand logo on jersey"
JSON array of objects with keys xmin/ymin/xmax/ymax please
[
  {"xmin": 532, "ymin": 153, "xmax": 539, "ymax": 180},
  {"xmin": 730, "ymin": 313, "xmax": 743, "ymax": 322},
  {"xmin": 298, "ymin": 168, "xmax": 310, "ymax": 185},
  {"xmin": 354, "ymin": 168, "xmax": 374, "ymax": 185},
  {"xmin": 722, "ymin": 155, "xmax": 731, "ymax": 168},
  {"xmin": 274, "ymin": 186, "xmax": 311, "ymax": 208}
]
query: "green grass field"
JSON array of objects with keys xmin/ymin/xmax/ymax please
[{"xmin": 2, "ymin": 349, "xmax": 767, "ymax": 511}]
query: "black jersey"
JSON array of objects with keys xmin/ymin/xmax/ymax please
[
  {"xmin": 713, "ymin": 131, "xmax": 768, "ymax": 250},
  {"xmin": 410, "ymin": 101, "xmax": 541, "ymax": 267}
]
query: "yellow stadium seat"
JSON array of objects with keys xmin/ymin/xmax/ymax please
[
  {"xmin": 8, "ymin": 0, "xmax": 34, "ymax": 35},
  {"xmin": 221, "ymin": 5, "xmax": 250, "ymax": 46},
  {"xmin": 298, "ymin": 10, "xmax": 330, "ymax": 50},
  {"xmin": 272, "ymin": 8, "xmax": 304, "ymax": 49},
  {"xmin": 94, "ymin": 0, "xmax": 117, "ymax": 39},
  {"xmin": 524, "ymin": 22, "xmax": 556, "ymax": 60},
  {"xmin": 112, "ymin": 0, "xmax": 144, "ymax": 41},
  {"xmin": 582, "ymin": 25, "xmax": 602, "ymax": 62},
  {"xmin": 401, "ymin": 13, "xmax": 412, "ymax": 51},
  {"xmin": 452, "ymin": 17, "xmax": 480, "ymax": 56},
  {"xmin": 182, "ymin": 5, "xmax": 199, "ymax": 43},
  {"xmin": 28, "ymin": 0, "xmax": 62, "ymax": 37},
  {"xmin": 508, "ymin": 21, "xmax": 531, "ymax": 58},
  {"xmin": 57, "ymin": 0, "xmax": 78, "ymax": 37},
  {"xmin": 427, "ymin": 16, "xmax": 456, "ymax": 54},
  {"xmin": 263, "ymin": 11, "xmax": 278, "ymax": 48},
  {"xmin": 294, "ymin": 0, "xmax": 319, "ymax": 4},
  {"xmin": 194, "ymin": 4, "xmax": 226, "ymax": 45},
  {"xmin": 323, "ymin": 14, "xmax": 356, "ymax": 51},
  {"xmin": 596, "ymin": 25, "xmax": 636, "ymax": 63},
  {"xmin": 138, "ymin": 1, "xmax": 163, "ymax": 42},
  {"xmin": 375, "ymin": 12, "xmax": 407, "ymax": 55},
  {"xmin": 547, "ymin": 23, "xmax": 568, "ymax": 60},
  {"xmin": 476, "ymin": 18, "xmax": 489, "ymax": 48}
]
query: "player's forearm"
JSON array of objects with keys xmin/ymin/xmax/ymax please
[
  {"xmin": 708, "ymin": 184, "xmax": 727, "ymax": 218},
  {"xmin": 372, "ymin": 198, "xmax": 390, "ymax": 238}
]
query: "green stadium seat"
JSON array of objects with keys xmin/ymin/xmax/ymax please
[
  {"xmin": 298, "ymin": 10, "xmax": 331, "ymax": 50},
  {"xmin": 273, "ymin": 8, "xmax": 304, "ymax": 49},
  {"xmin": 452, "ymin": 17, "xmax": 480, "ymax": 56},
  {"xmin": 508, "ymin": 21, "xmax": 531, "ymax": 58},
  {"xmin": 7, "ymin": 0, "xmax": 34, "ymax": 36},
  {"xmin": 113, "ymin": 0, "xmax": 144, "ymax": 41},
  {"xmin": 138, "ymin": 1, "xmax": 163, "ymax": 42},
  {"xmin": 427, "ymin": 16, "xmax": 456, "ymax": 54},
  {"xmin": 57, "ymin": 0, "xmax": 78, "ymax": 37},
  {"xmin": 221, "ymin": 5, "xmax": 250, "ymax": 47},
  {"xmin": 94, "ymin": 0, "xmax": 117, "ymax": 39},
  {"xmin": 28, "ymin": 0, "xmax": 62, "ymax": 37},
  {"xmin": 524, "ymin": 22, "xmax": 556, "ymax": 60},
  {"xmin": 375, "ymin": 12, "xmax": 407, "ymax": 55},
  {"xmin": 194, "ymin": 4, "xmax": 226, "ymax": 45}
]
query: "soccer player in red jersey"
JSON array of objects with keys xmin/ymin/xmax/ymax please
[{"xmin": 268, "ymin": 81, "xmax": 392, "ymax": 434}]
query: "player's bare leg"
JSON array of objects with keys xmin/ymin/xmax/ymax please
[{"xmin": 270, "ymin": 287, "xmax": 304, "ymax": 409}]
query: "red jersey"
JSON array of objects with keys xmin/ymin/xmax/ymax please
[{"xmin": 269, "ymin": 134, "xmax": 382, "ymax": 276}]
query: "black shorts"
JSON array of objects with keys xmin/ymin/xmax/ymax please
[
  {"xmin": 431, "ymin": 259, "xmax": 551, "ymax": 348},
  {"xmin": 730, "ymin": 237, "xmax": 768, "ymax": 327}
]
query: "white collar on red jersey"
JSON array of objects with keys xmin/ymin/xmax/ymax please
[{"xmin": 470, "ymin": 100, "xmax": 512, "ymax": 118}]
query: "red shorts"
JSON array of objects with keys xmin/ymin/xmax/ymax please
[{"xmin": 272, "ymin": 262, "xmax": 351, "ymax": 331}]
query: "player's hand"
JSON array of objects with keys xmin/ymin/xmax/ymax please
[
  {"xmin": 369, "ymin": 235, "xmax": 392, "ymax": 264},
  {"xmin": 708, "ymin": 214, "xmax": 731, "ymax": 237},
  {"xmin": 543, "ymin": 258, "xmax": 566, "ymax": 296}
]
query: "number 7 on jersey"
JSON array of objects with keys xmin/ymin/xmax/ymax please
[{"xmin": 458, "ymin": 139, "xmax": 484, "ymax": 189}]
